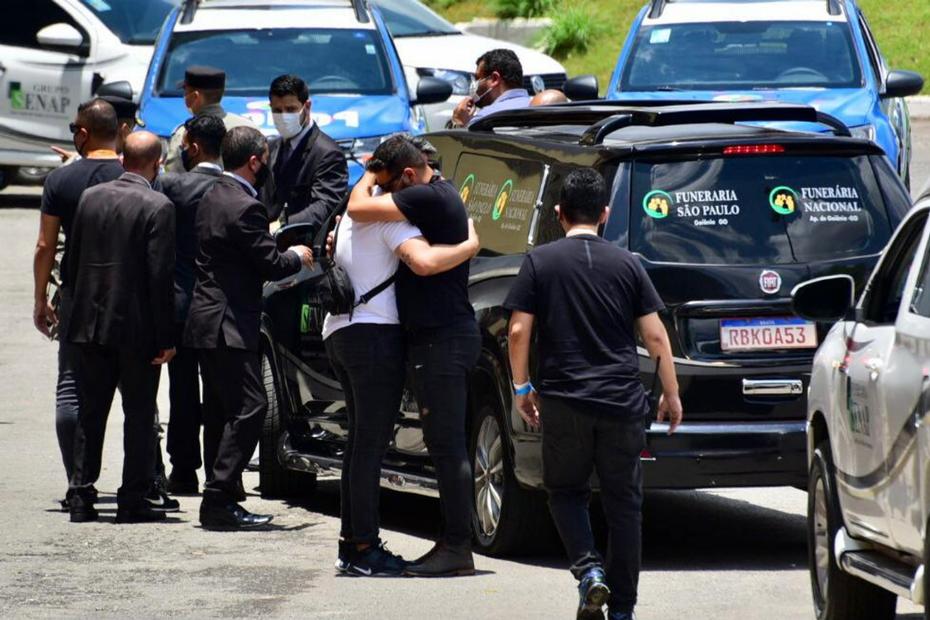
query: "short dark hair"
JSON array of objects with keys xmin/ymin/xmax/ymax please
[
  {"xmin": 222, "ymin": 126, "xmax": 266, "ymax": 170},
  {"xmin": 367, "ymin": 134, "xmax": 427, "ymax": 176},
  {"xmin": 269, "ymin": 74, "xmax": 309, "ymax": 103},
  {"xmin": 476, "ymin": 49, "xmax": 523, "ymax": 88},
  {"xmin": 76, "ymin": 98, "xmax": 118, "ymax": 141},
  {"xmin": 559, "ymin": 168, "xmax": 607, "ymax": 225},
  {"xmin": 184, "ymin": 115, "xmax": 226, "ymax": 158}
]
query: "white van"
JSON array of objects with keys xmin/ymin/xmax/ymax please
[{"xmin": 0, "ymin": 0, "xmax": 178, "ymax": 188}]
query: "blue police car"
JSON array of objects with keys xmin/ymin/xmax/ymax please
[
  {"xmin": 139, "ymin": 0, "xmax": 451, "ymax": 184},
  {"xmin": 606, "ymin": 0, "xmax": 924, "ymax": 187}
]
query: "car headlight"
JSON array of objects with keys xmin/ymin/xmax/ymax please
[
  {"xmin": 849, "ymin": 124, "xmax": 876, "ymax": 143},
  {"xmin": 338, "ymin": 136, "xmax": 387, "ymax": 165},
  {"xmin": 418, "ymin": 68, "xmax": 472, "ymax": 96}
]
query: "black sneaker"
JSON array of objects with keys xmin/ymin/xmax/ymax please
[
  {"xmin": 347, "ymin": 541, "xmax": 407, "ymax": 577},
  {"xmin": 577, "ymin": 567, "xmax": 610, "ymax": 620},
  {"xmin": 335, "ymin": 540, "xmax": 353, "ymax": 574},
  {"xmin": 144, "ymin": 488, "xmax": 181, "ymax": 512}
]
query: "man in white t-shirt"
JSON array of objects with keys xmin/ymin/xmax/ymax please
[{"xmin": 323, "ymin": 138, "xmax": 478, "ymax": 577}]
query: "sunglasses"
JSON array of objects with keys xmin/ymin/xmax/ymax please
[{"xmin": 68, "ymin": 122, "xmax": 83, "ymax": 134}]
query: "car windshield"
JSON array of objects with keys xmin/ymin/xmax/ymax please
[
  {"xmin": 629, "ymin": 155, "xmax": 891, "ymax": 265},
  {"xmin": 79, "ymin": 0, "xmax": 180, "ymax": 45},
  {"xmin": 157, "ymin": 28, "xmax": 394, "ymax": 97},
  {"xmin": 372, "ymin": 0, "xmax": 459, "ymax": 37},
  {"xmin": 620, "ymin": 21, "xmax": 862, "ymax": 91}
]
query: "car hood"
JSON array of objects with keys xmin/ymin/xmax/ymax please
[
  {"xmin": 392, "ymin": 33, "xmax": 564, "ymax": 75},
  {"xmin": 141, "ymin": 94, "xmax": 414, "ymax": 140},
  {"xmin": 613, "ymin": 88, "xmax": 874, "ymax": 129}
]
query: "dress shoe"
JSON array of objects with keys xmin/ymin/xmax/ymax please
[
  {"xmin": 199, "ymin": 500, "xmax": 273, "ymax": 531},
  {"xmin": 167, "ymin": 469, "xmax": 199, "ymax": 495},
  {"xmin": 115, "ymin": 504, "xmax": 167, "ymax": 524},
  {"xmin": 69, "ymin": 503, "xmax": 99, "ymax": 523},
  {"xmin": 403, "ymin": 542, "xmax": 475, "ymax": 577},
  {"xmin": 60, "ymin": 485, "xmax": 98, "ymax": 512},
  {"xmin": 577, "ymin": 567, "xmax": 610, "ymax": 620}
]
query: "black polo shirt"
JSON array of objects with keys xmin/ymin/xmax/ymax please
[
  {"xmin": 393, "ymin": 177, "xmax": 474, "ymax": 330},
  {"xmin": 504, "ymin": 233, "xmax": 665, "ymax": 416}
]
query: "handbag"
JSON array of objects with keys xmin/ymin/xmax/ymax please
[{"xmin": 316, "ymin": 215, "xmax": 396, "ymax": 319}]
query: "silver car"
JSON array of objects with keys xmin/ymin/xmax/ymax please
[{"xmin": 794, "ymin": 191, "xmax": 930, "ymax": 620}]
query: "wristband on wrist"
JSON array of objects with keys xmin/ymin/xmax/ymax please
[{"xmin": 513, "ymin": 382, "xmax": 534, "ymax": 396}]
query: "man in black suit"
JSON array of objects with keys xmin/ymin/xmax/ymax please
[
  {"xmin": 186, "ymin": 126, "xmax": 314, "ymax": 530},
  {"xmin": 65, "ymin": 131, "xmax": 177, "ymax": 524},
  {"xmin": 159, "ymin": 115, "xmax": 227, "ymax": 495},
  {"xmin": 260, "ymin": 74, "xmax": 348, "ymax": 232}
]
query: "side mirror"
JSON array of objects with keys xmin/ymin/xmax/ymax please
[
  {"xmin": 36, "ymin": 23, "xmax": 86, "ymax": 54},
  {"xmin": 791, "ymin": 275, "xmax": 856, "ymax": 322},
  {"xmin": 882, "ymin": 70, "xmax": 924, "ymax": 99},
  {"xmin": 563, "ymin": 75, "xmax": 599, "ymax": 101},
  {"xmin": 96, "ymin": 81, "xmax": 134, "ymax": 101},
  {"xmin": 275, "ymin": 223, "xmax": 316, "ymax": 253},
  {"xmin": 412, "ymin": 76, "xmax": 453, "ymax": 106}
]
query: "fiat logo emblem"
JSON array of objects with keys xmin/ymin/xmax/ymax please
[{"xmin": 759, "ymin": 270, "xmax": 782, "ymax": 295}]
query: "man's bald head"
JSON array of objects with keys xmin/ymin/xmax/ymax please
[
  {"xmin": 530, "ymin": 89, "xmax": 569, "ymax": 107},
  {"xmin": 122, "ymin": 131, "xmax": 163, "ymax": 182}
]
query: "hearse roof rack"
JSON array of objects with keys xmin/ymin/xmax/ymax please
[{"xmin": 179, "ymin": 0, "xmax": 370, "ymax": 25}]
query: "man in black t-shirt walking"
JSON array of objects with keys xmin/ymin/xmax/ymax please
[
  {"xmin": 347, "ymin": 134, "xmax": 480, "ymax": 577},
  {"xmin": 505, "ymin": 169, "xmax": 683, "ymax": 620},
  {"xmin": 33, "ymin": 98, "xmax": 124, "ymax": 511}
]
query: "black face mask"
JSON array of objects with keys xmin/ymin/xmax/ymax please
[
  {"xmin": 180, "ymin": 147, "xmax": 193, "ymax": 172},
  {"xmin": 253, "ymin": 161, "xmax": 270, "ymax": 190},
  {"xmin": 72, "ymin": 132, "xmax": 87, "ymax": 158}
]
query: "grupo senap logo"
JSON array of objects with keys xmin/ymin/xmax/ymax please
[{"xmin": 492, "ymin": 179, "xmax": 513, "ymax": 221}]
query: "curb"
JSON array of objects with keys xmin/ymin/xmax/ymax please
[{"xmin": 909, "ymin": 96, "xmax": 930, "ymax": 121}]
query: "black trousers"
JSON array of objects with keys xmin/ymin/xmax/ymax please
[
  {"xmin": 199, "ymin": 346, "xmax": 266, "ymax": 503},
  {"xmin": 408, "ymin": 320, "xmax": 481, "ymax": 547},
  {"xmin": 540, "ymin": 396, "xmax": 645, "ymax": 615},
  {"xmin": 69, "ymin": 344, "xmax": 160, "ymax": 508},
  {"xmin": 325, "ymin": 324, "xmax": 406, "ymax": 545},
  {"xmin": 166, "ymin": 324, "xmax": 202, "ymax": 473}
]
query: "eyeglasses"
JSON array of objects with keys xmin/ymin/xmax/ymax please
[{"xmin": 68, "ymin": 122, "xmax": 82, "ymax": 134}]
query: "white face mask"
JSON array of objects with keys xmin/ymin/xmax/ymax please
[{"xmin": 272, "ymin": 112, "xmax": 304, "ymax": 140}]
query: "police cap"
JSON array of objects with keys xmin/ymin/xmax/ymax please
[
  {"xmin": 181, "ymin": 66, "xmax": 226, "ymax": 90},
  {"xmin": 100, "ymin": 95, "xmax": 145, "ymax": 127}
]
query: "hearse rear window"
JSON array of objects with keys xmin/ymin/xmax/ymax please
[
  {"xmin": 630, "ymin": 155, "xmax": 892, "ymax": 265},
  {"xmin": 453, "ymin": 153, "xmax": 544, "ymax": 255}
]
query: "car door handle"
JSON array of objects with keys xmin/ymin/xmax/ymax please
[{"xmin": 742, "ymin": 379, "xmax": 803, "ymax": 396}]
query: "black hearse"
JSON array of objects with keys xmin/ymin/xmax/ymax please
[{"xmin": 260, "ymin": 102, "xmax": 912, "ymax": 555}]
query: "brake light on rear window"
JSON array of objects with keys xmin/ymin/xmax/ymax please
[{"xmin": 722, "ymin": 144, "xmax": 786, "ymax": 155}]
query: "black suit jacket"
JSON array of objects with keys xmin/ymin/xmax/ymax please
[
  {"xmin": 184, "ymin": 175, "xmax": 302, "ymax": 352},
  {"xmin": 64, "ymin": 173, "xmax": 176, "ymax": 355},
  {"xmin": 260, "ymin": 123, "xmax": 348, "ymax": 231},
  {"xmin": 159, "ymin": 164, "xmax": 224, "ymax": 324}
]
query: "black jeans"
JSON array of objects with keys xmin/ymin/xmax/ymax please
[
  {"xmin": 408, "ymin": 320, "xmax": 481, "ymax": 547},
  {"xmin": 325, "ymin": 324, "xmax": 406, "ymax": 545},
  {"xmin": 541, "ymin": 396, "xmax": 645, "ymax": 615},
  {"xmin": 166, "ymin": 326, "xmax": 203, "ymax": 473},
  {"xmin": 55, "ymin": 340, "xmax": 81, "ymax": 484},
  {"xmin": 199, "ymin": 346, "xmax": 266, "ymax": 504},
  {"xmin": 70, "ymin": 344, "xmax": 161, "ymax": 508}
]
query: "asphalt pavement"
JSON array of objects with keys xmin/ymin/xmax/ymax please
[{"xmin": 1, "ymin": 123, "xmax": 928, "ymax": 619}]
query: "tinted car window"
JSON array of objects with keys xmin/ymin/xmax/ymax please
[
  {"xmin": 910, "ymin": 224, "xmax": 930, "ymax": 319},
  {"xmin": 0, "ymin": 0, "xmax": 83, "ymax": 50},
  {"xmin": 157, "ymin": 29, "xmax": 394, "ymax": 96},
  {"xmin": 630, "ymin": 155, "xmax": 892, "ymax": 265},
  {"xmin": 453, "ymin": 153, "xmax": 544, "ymax": 255},
  {"xmin": 79, "ymin": 0, "xmax": 180, "ymax": 45},
  {"xmin": 373, "ymin": 0, "xmax": 458, "ymax": 37},
  {"xmin": 620, "ymin": 21, "xmax": 862, "ymax": 91}
]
